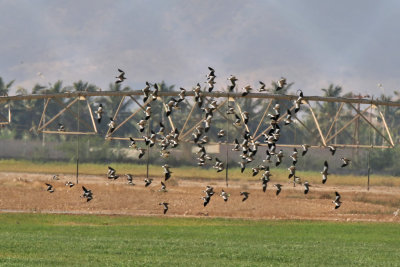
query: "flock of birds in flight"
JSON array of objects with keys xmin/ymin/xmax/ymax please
[{"xmin": 48, "ymin": 67, "xmax": 352, "ymax": 215}]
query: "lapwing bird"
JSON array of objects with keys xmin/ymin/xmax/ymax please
[
  {"xmin": 242, "ymin": 111, "xmax": 249, "ymax": 124},
  {"xmin": 272, "ymin": 103, "xmax": 280, "ymax": 115},
  {"xmin": 294, "ymin": 176, "xmax": 302, "ymax": 186},
  {"xmin": 284, "ymin": 109, "xmax": 292, "ymax": 125},
  {"xmin": 226, "ymin": 106, "xmax": 235, "ymax": 114},
  {"xmin": 333, "ymin": 191, "xmax": 342, "ymax": 209},
  {"xmin": 288, "ymin": 165, "xmax": 296, "ymax": 179},
  {"xmin": 220, "ymin": 189, "xmax": 230, "ymax": 202},
  {"xmin": 162, "ymin": 164, "xmax": 172, "ymax": 181},
  {"xmin": 65, "ymin": 181, "xmax": 75, "ymax": 188},
  {"xmin": 115, "ymin": 68, "xmax": 126, "ymax": 83},
  {"xmin": 217, "ymin": 129, "xmax": 225, "ymax": 138},
  {"xmin": 178, "ymin": 87, "xmax": 186, "ymax": 102},
  {"xmin": 45, "ymin": 183, "xmax": 54, "ymax": 193},
  {"xmin": 252, "ymin": 167, "xmax": 260, "ymax": 176},
  {"xmin": 301, "ymin": 144, "xmax": 310, "ymax": 156},
  {"xmin": 206, "ymin": 79, "xmax": 216, "ymax": 92},
  {"xmin": 160, "ymin": 181, "xmax": 167, "ymax": 192},
  {"xmin": 240, "ymin": 191, "xmax": 250, "ymax": 202},
  {"xmin": 144, "ymin": 178, "xmax": 153, "ymax": 187},
  {"xmin": 107, "ymin": 166, "xmax": 116, "ymax": 177},
  {"xmin": 52, "ymin": 175, "xmax": 60, "ymax": 180},
  {"xmin": 294, "ymin": 90, "xmax": 303, "ymax": 113},
  {"xmin": 258, "ymin": 81, "xmax": 266, "ymax": 92},
  {"xmin": 159, "ymin": 202, "xmax": 169, "ymax": 214},
  {"xmin": 138, "ymin": 148, "xmax": 146, "ymax": 159},
  {"xmin": 276, "ymin": 77, "xmax": 286, "ymax": 90},
  {"xmin": 160, "ymin": 150, "xmax": 170, "ymax": 158},
  {"xmin": 142, "ymin": 81, "xmax": 152, "ymax": 102},
  {"xmin": 128, "ymin": 137, "xmax": 137, "ymax": 149},
  {"xmin": 393, "ymin": 209, "xmax": 399, "ymax": 217},
  {"xmin": 263, "ymin": 150, "xmax": 272, "ymax": 163},
  {"xmin": 108, "ymin": 118, "xmax": 115, "ymax": 133},
  {"xmin": 203, "ymin": 185, "xmax": 215, "ymax": 196},
  {"xmin": 227, "ymin": 75, "xmax": 238, "ymax": 92},
  {"xmin": 152, "ymin": 83, "xmax": 159, "ymax": 101},
  {"xmin": 290, "ymin": 148, "xmax": 298, "ymax": 165},
  {"xmin": 261, "ymin": 176, "xmax": 270, "ymax": 192},
  {"xmin": 82, "ymin": 186, "xmax": 93, "ymax": 202},
  {"xmin": 275, "ymin": 150, "xmax": 284, "ymax": 167},
  {"xmin": 58, "ymin": 123, "xmax": 65, "ymax": 132},
  {"xmin": 242, "ymin": 85, "xmax": 252, "ymax": 96},
  {"xmin": 202, "ymin": 195, "xmax": 211, "ymax": 207},
  {"xmin": 157, "ymin": 122, "xmax": 165, "ymax": 136},
  {"xmin": 233, "ymin": 114, "xmax": 241, "ymax": 126},
  {"xmin": 274, "ymin": 184, "xmax": 282, "ymax": 196},
  {"xmin": 321, "ymin": 160, "xmax": 329, "ymax": 184},
  {"xmin": 239, "ymin": 161, "xmax": 246, "ymax": 173},
  {"xmin": 303, "ymin": 181, "xmax": 310, "ymax": 194},
  {"xmin": 137, "ymin": 119, "xmax": 147, "ymax": 132},
  {"xmin": 206, "ymin": 66, "xmax": 215, "ymax": 80},
  {"xmin": 125, "ymin": 174, "xmax": 135, "ymax": 185},
  {"xmin": 214, "ymin": 158, "xmax": 224, "ymax": 172},
  {"xmin": 232, "ymin": 139, "xmax": 240, "ymax": 151},
  {"xmin": 95, "ymin": 103, "xmax": 103, "ymax": 123},
  {"xmin": 327, "ymin": 145, "xmax": 336, "ymax": 156},
  {"xmin": 144, "ymin": 105, "xmax": 152, "ymax": 120},
  {"xmin": 341, "ymin": 158, "xmax": 351, "ymax": 168}
]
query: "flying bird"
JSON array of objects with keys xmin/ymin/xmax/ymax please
[
  {"xmin": 303, "ymin": 181, "xmax": 310, "ymax": 194},
  {"xmin": 115, "ymin": 68, "xmax": 126, "ymax": 83},
  {"xmin": 274, "ymin": 184, "xmax": 282, "ymax": 196},
  {"xmin": 240, "ymin": 191, "xmax": 250, "ymax": 202},
  {"xmin": 321, "ymin": 160, "xmax": 329, "ymax": 184},
  {"xmin": 301, "ymin": 144, "xmax": 310, "ymax": 156},
  {"xmin": 220, "ymin": 189, "xmax": 230, "ymax": 202},
  {"xmin": 276, "ymin": 77, "xmax": 286, "ymax": 90},
  {"xmin": 82, "ymin": 186, "xmax": 93, "ymax": 202},
  {"xmin": 65, "ymin": 181, "xmax": 75, "ymax": 188},
  {"xmin": 328, "ymin": 145, "xmax": 336, "ymax": 156},
  {"xmin": 159, "ymin": 202, "xmax": 169, "ymax": 214},
  {"xmin": 162, "ymin": 164, "xmax": 172, "ymax": 181},
  {"xmin": 341, "ymin": 158, "xmax": 351, "ymax": 168},
  {"xmin": 258, "ymin": 81, "xmax": 266, "ymax": 92},
  {"xmin": 144, "ymin": 178, "xmax": 153, "ymax": 187},
  {"xmin": 95, "ymin": 104, "xmax": 103, "ymax": 123},
  {"xmin": 333, "ymin": 191, "xmax": 342, "ymax": 209},
  {"xmin": 45, "ymin": 183, "xmax": 54, "ymax": 193}
]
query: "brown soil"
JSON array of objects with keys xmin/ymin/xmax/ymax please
[{"xmin": 0, "ymin": 172, "xmax": 399, "ymax": 222}]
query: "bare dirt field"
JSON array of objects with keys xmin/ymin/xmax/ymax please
[{"xmin": 1, "ymin": 171, "xmax": 399, "ymax": 222}]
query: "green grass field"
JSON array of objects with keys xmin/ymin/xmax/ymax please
[
  {"xmin": 1, "ymin": 159, "xmax": 399, "ymax": 187},
  {"xmin": 0, "ymin": 213, "xmax": 399, "ymax": 266}
]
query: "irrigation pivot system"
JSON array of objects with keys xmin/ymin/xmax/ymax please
[{"xmin": 0, "ymin": 89, "xmax": 398, "ymax": 187}]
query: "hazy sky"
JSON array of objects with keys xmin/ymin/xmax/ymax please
[{"xmin": 1, "ymin": 0, "xmax": 400, "ymax": 97}]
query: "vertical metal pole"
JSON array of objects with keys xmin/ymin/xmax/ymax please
[
  {"xmin": 225, "ymin": 93, "xmax": 229, "ymax": 187},
  {"xmin": 367, "ymin": 98, "xmax": 372, "ymax": 191},
  {"xmin": 146, "ymin": 118, "xmax": 150, "ymax": 179},
  {"xmin": 76, "ymin": 97, "xmax": 80, "ymax": 184}
]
